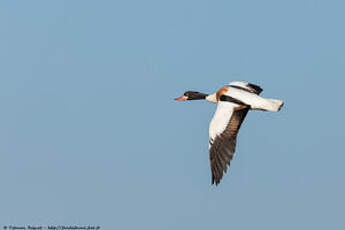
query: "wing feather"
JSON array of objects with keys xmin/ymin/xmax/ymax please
[
  {"xmin": 228, "ymin": 81, "xmax": 263, "ymax": 95},
  {"xmin": 209, "ymin": 102, "xmax": 249, "ymax": 185}
]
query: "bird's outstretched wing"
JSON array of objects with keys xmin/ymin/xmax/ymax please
[{"xmin": 209, "ymin": 101, "xmax": 249, "ymax": 185}]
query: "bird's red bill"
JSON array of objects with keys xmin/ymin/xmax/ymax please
[{"xmin": 175, "ymin": 95, "xmax": 188, "ymax": 101}]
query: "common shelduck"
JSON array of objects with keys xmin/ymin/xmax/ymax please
[{"xmin": 175, "ymin": 81, "xmax": 284, "ymax": 185}]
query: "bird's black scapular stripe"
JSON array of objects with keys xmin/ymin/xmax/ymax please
[
  {"xmin": 228, "ymin": 84, "xmax": 263, "ymax": 95},
  {"xmin": 228, "ymin": 85, "xmax": 253, "ymax": 93},
  {"xmin": 219, "ymin": 95, "xmax": 248, "ymax": 106}
]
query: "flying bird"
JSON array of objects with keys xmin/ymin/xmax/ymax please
[{"xmin": 175, "ymin": 81, "xmax": 284, "ymax": 185}]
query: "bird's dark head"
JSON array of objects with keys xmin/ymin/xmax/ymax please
[{"xmin": 175, "ymin": 91, "xmax": 208, "ymax": 101}]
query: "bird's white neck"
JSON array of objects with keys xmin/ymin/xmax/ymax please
[{"xmin": 206, "ymin": 94, "xmax": 217, "ymax": 104}]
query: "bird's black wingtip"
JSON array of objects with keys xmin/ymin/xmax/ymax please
[
  {"xmin": 247, "ymin": 83, "xmax": 263, "ymax": 94},
  {"xmin": 211, "ymin": 177, "xmax": 221, "ymax": 186}
]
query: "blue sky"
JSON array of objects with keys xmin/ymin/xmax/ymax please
[{"xmin": 1, "ymin": 0, "xmax": 345, "ymax": 229}]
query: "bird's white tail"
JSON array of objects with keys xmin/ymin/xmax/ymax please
[{"xmin": 262, "ymin": 99, "xmax": 284, "ymax": 112}]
